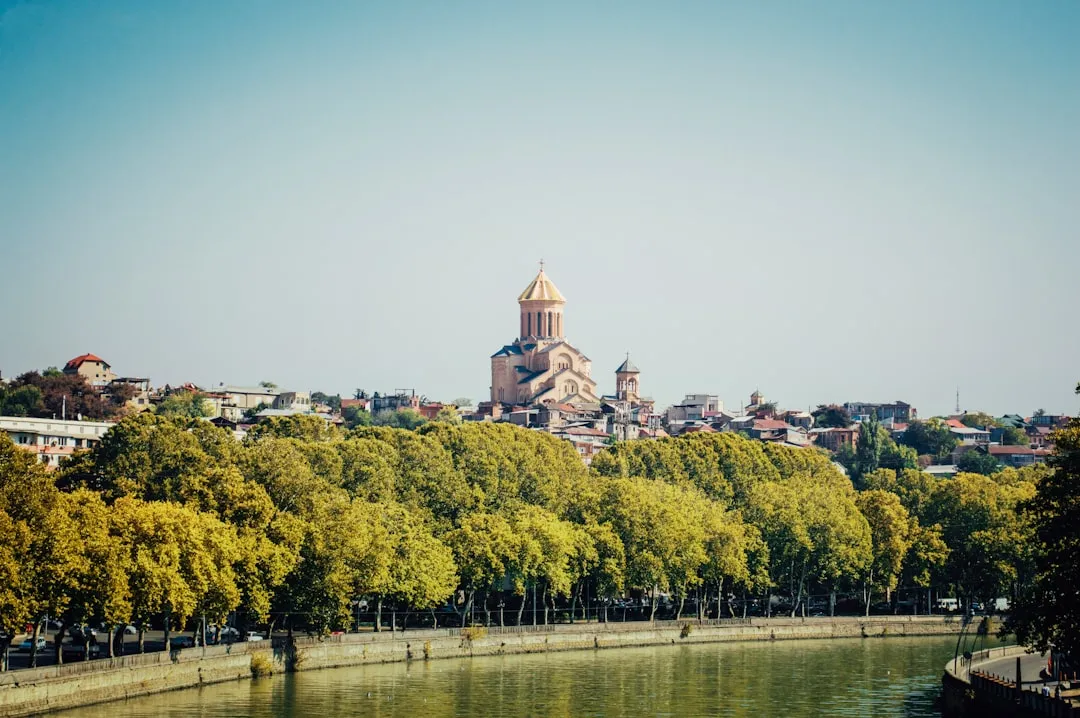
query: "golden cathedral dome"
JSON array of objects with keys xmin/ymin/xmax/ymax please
[{"xmin": 517, "ymin": 268, "xmax": 565, "ymax": 303}]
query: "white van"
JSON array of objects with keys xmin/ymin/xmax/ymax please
[{"xmin": 936, "ymin": 598, "xmax": 960, "ymax": 612}]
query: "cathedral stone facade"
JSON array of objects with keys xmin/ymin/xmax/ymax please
[{"xmin": 490, "ymin": 267, "xmax": 603, "ymax": 406}]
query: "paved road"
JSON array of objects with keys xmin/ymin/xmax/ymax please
[{"xmin": 976, "ymin": 651, "xmax": 1050, "ymax": 686}]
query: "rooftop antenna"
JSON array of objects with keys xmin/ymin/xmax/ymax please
[
  {"xmin": 539, "ymin": 258, "xmax": 545, "ymax": 272},
  {"xmin": 955, "ymin": 387, "xmax": 960, "ymax": 414}
]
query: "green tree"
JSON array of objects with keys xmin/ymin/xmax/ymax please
[
  {"xmin": 446, "ymin": 512, "xmax": 520, "ymax": 626},
  {"xmin": 1007, "ymin": 416, "xmax": 1080, "ymax": 656},
  {"xmin": 0, "ymin": 384, "xmax": 43, "ymax": 417},
  {"xmin": 433, "ymin": 406, "xmax": 462, "ymax": 424},
  {"xmin": 372, "ymin": 408, "xmax": 427, "ymax": 429},
  {"xmin": 1000, "ymin": 425, "xmax": 1029, "ymax": 446},
  {"xmin": 899, "ymin": 419, "xmax": 958, "ymax": 461},
  {"xmin": 960, "ymin": 412, "xmax": 997, "ymax": 430},
  {"xmin": 342, "ymin": 405, "xmax": 372, "ymax": 429},
  {"xmin": 156, "ymin": 390, "xmax": 212, "ymax": 419},
  {"xmin": 926, "ymin": 472, "xmax": 1035, "ymax": 604},
  {"xmin": 600, "ymin": 478, "xmax": 708, "ymax": 620},
  {"xmin": 855, "ymin": 491, "xmax": 911, "ymax": 615},
  {"xmin": 956, "ymin": 449, "xmax": 1001, "ymax": 475},
  {"xmin": 813, "ymin": 404, "xmax": 851, "ymax": 428},
  {"xmin": 10, "ymin": 371, "xmax": 106, "ymax": 419},
  {"xmin": 247, "ymin": 415, "xmax": 339, "ymax": 443}
]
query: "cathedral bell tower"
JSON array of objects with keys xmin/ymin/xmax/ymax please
[
  {"xmin": 517, "ymin": 261, "xmax": 566, "ymax": 341},
  {"xmin": 615, "ymin": 353, "xmax": 640, "ymax": 402}
]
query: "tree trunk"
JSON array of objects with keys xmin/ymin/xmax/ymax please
[
  {"xmin": 460, "ymin": 590, "xmax": 474, "ymax": 627},
  {"xmin": 482, "ymin": 591, "xmax": 491, "ymax": 626},
  {"xmin": 55, "ymin": 617, "xmax": 68, "ymax": 665},
  {"xmin": 830, "ymin": 591, "xmax": 836, "ymax": 617},
  {"xmin": 29, "ymin": 621, "xmax": 41, "ymax": 668},
  {"xmin": 864, "ymin": 570, "xmax": 874, "ymax": 617},
  {"xmin": 516, "ymin": 589, "xmax": 527, "ymax": 626},
  {"xmin": 541, "ymin": 584, "xmax": 549, "ymax": 625},
  {"xmin": 137, "ymin": 623, "xmax": 145, "ymax": 654},
  {"xmin": 163, "ymin": 613, "xmax": 171, "ymax": 650},
  {"xmin": 649, "ymin": 587, "xmax": 658, "ymax": 622},
  {"xmin": 375, "ymin": 597, "xmax": 383, "ymax": 632},
  {"xmin": 676, "ymin": 592, "xmax": 685, "ymax": 620},
  {"xmin": 430, "ymin": 609, "xmax": 438, "ymax": 629}
]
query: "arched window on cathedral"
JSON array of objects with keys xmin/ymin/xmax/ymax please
[
  {"xmin": 563, "ymin": 381, "xmax": 577, "ymax": 397},
  {"xmin": 628, "ymin": 379, "xmax": 637, "ymax": 393},
  {"xmin": 547, "ymin": 311, "xmax": 553, "ymax": 337},
  {"xmin": 527, "ymin": 313, "xmax": 532, "ymax": 336},
  {"xmin": 537, "ymin": 311, "xmax": 543, "ymax": 336}
]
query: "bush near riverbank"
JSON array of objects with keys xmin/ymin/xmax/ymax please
[{"xmin": 0, "ymin": 413, "xmax": 1045, "ymax": 670}]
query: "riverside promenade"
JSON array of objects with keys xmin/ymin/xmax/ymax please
[
  {"xmin": 943, "ymin": 644, "xmax": 1080, "ymax": 717},
  {"xmin": 0, "ymin": 615, "xmax": 961, "ymax": 717}
]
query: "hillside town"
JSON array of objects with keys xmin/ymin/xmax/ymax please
[{"xmin": 0, "ymin": 268, "xmax": 1068, "ymax": 475}]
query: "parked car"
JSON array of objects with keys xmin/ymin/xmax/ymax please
[
  {"xmin": 18, "ymin": 637, "xmax": 46, "ymax": 652},
  {"xmin": 169, "ymin": 635, "xmax": 196, "ymax": 649},
  {"xmin": 123, "ymin": 625, "xmax": 138, "ymax": 635},
  {"xmin": 244, "ymin": 632, "xmax": 265, "ymax": 642}
]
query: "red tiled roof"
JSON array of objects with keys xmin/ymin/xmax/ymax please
[
  {"xmin": 987, "ymin": 445, "xmax": 1036, "ymax": 455},
  {"xmin": 64, "ymin": 353, "xmax": 107, "ymax": 370},
  {"xmin": 944, "ymin": 419, "xmax": 966, "ymax": 429},
  {"xmin": 754, "ymin": 419, "xmax": 793, "ymax": 431},
  {"xmin": 892, "ymin": 423, "xmax": 909, "ymax": 432},
  {"xmin": 681, "ymin": 424, "xmax": 716, "ymax": 434}
]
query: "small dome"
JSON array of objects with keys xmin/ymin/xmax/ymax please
[
  {"xmin": 518, "ymin": 269, "xmax": 565, "ymax": 303},
  {"xmin": 616, "ymin": 356, "xmax": 639, "ymax": 373}
]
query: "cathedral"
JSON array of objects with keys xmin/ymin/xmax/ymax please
[{"xmin": 490, "ymin": 266, "xmax": 642, "ymax": 408}]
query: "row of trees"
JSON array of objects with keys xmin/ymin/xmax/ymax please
[
  {"xmin": 0, "ymin": 370, "xmax": 132, "ymax": 420},
  {"xmin": 0, "ymin": 413, "xmax": 1048, "ymax": 670}
]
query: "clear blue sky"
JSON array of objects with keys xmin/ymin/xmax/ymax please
[{"xmin": 1, "ymin": 1, "xmax": 1077, "ymax": 416}]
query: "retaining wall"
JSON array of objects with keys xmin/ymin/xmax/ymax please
[{"xmin": 0, "ymin": 615, "xmax": 964, "ymax": 717}]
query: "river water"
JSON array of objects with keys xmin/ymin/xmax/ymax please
[{"xmin": 60, "ymin": 635, "xmax": 978, "ymax": 717}]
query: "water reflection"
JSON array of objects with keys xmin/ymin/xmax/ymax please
[{"xmin": 60, "ymin": 636, "xmax": 970, "ymax": 717}]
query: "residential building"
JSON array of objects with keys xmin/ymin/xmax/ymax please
[
  {"xmin": 215, "ymin": 385, "xmax": 280, "ymax": 421},
  {"xmin": 809, "ymin": 426, "xmax": 859, "ymax": 452},
  {"xmin": 987, "ymin": 444, "xmax": 1051, "ymax": 468},
  {"xmin": 0, "ymin": 416, "xmax": 113, "ymax": 468},
  {"xmin": 843, "ymin": 401, "xmax": 916, "ymax": 424},
  {"xmin": 947, "ymin": 421, "xmax": 990, "ymax": 445},
  {"xmin": 665, "ymin": 394, "xmax": 723, "ymax": 424},
  {"xmin": 108, "ymin": 377, "xmax": 152, "ymax": 410},
  {"xmin": 1031, "ymin": 414, "xmax": 1069, "ymax": 429},
  {"xmin": 781, "ymin": 410, "xmax": 813, "ymax": 429},
  {"xmin": 272, "ymin": 391, "xmax": 312, "ymax": 412},
  {"xmin": 340, "ymin": 397, "xmax": 372, "ymax": 413},
  {"xmin": 63, "ymin": 353, "xmax": 116, "ymax": 387},
  {"xmin": 371, "ymin": 390, "xmax": 421, "ymax": 416}
]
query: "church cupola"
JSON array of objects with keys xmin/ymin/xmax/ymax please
[
  {"xmin": 518, "ymin": 262, "xmax": 566, "ymax": 340},
  {"xmin": 615, "ymin": 353, "xmax": 640, "ymax": 401}
]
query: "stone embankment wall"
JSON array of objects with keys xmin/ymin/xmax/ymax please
[{"xmin": 0, "ymin": 615, "xmax": 964, "ymax": 717}]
